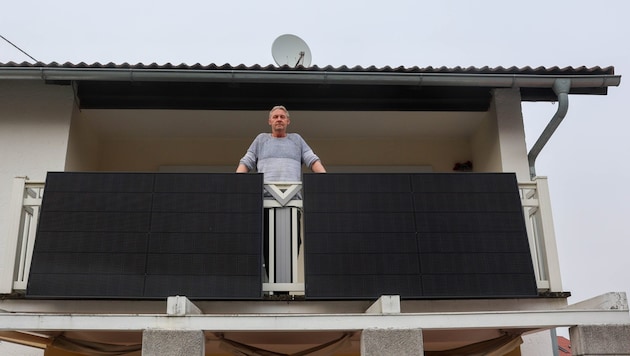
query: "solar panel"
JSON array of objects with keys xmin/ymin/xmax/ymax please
[
  {"xmin": 28, "ymin": 172, "xmax": 263, "ymax": 299},
  {"xmin": 303, "ymin": 173, "xmax": 537, "ymax": 299}
]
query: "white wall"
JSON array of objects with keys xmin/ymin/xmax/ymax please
[
  {"xmin": 492, "ymin": 88, "xmax": 531, "ymax": 181},
  {"xmin": 0, "ymin": 341, "xmax": 43, "ymax": 356},
  {"xmin": 0, "ymin": 80, "xmax": 74, "ymax": 292},
  {"xmin": 521, "ymin": 330, "xmax": 555, "ymax": 356},
  {"xmin": 472, "ymin": 88, "xmax": 530, "ymax": 181}
]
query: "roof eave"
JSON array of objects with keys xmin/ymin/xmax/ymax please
[{"xmin": 0, "ymin": 67, "xmax": 621, "ymax": 93}]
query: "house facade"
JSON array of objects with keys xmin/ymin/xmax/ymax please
[{"xmin": 0, "ymin": 62, "xmax": 628, "ymax": 355}]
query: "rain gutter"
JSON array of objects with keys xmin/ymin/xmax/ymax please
[
  {"xmin": 0, "ymin": 67, "xmax": 621, "ymax": 89},
  {"xmin": 528, "ymin": 79, "xmax": 572, "ymax": 179}
]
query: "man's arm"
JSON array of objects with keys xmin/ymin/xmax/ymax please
[
  {"xmin": 311, "ymin": 160, "xmax": 326, "ymax": 173},
  {"xmin": 236, "ymin": 163, "xmax": 250, "ymax": 173}
]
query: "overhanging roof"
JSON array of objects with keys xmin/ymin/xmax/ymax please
[{"xmin": 0, "ymin": 62, "xmax": 620, "ymax": 111}]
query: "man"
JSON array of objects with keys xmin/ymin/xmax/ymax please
[
  {"xmin": 237, "ymin": 106, "xmax": 324, "ymax": 286},
  {"xmin": 236, "ymin": 105, "xmax": 326, "ymax": 180}
]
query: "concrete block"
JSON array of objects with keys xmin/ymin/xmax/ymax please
[
  {"xmin": 361, "ymin": 328, "xmax": 423, "ymax": 356},
  {"xmin": 166, "ymin": 295, "xmax": 202, "ymax": 316},
  {"xmin": 365, "ymin": 295, "xmax": 401, "ymax": 314},
  {"xmin": 570, "ymin": 324, "xmax": 630, "ymax": 355},
  {"xmin": 142, "ymin": 330, "xmax": 204, "ymax": 356}
]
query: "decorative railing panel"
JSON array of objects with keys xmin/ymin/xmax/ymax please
[{"xmin": 7, "ymin": 179, "xmax": 44, "ymax": 291}]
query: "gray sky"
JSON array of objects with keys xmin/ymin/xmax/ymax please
[{"xmin": 2, "ymin": 0, "xmax": 629, "ymax": 323}]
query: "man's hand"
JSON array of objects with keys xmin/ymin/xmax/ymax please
[
  {"xmin": 236, "ymin": 163, "xmax": 249, "ymax": 173},
  {"xmin": 311, "ymin": 160, "xmax": 326, "ymax": 173}
]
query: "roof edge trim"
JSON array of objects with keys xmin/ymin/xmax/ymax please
[{"xmin": 0, "ymin": 67, "xmax": 621, "ymax": 89}]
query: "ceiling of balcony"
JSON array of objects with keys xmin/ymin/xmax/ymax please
[{"xmin": 80, "ymin": 109, "xmax": 488, "ymax": 140}]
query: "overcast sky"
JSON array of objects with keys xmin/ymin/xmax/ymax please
[{"xmin": 2, "ymin": 0, "xmax": 629, "ymax": 328}]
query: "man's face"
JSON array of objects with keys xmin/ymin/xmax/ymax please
[{"xmin": 268, "ymin": 109, "xmax": 290, "ymax": 134}]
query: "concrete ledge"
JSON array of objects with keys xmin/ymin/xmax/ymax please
[
  {"xmin": 2, "ymin": 308, "xmax": 629, "ymax": 331},
  {"xmin": 566, "ymin": 292, "xmax": 629, "ymax": 311}
]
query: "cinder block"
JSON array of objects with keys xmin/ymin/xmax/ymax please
[
  {"xmin": 570, "ymin": 324, "xmax": 630, "ymax": 355},
  {"xmin": 361, "ymin": 328, "xmax": 424, "ymax": 356},
  {"xmin": 142, "ymin": 330, "xmax": 205, "ymax": 356}
]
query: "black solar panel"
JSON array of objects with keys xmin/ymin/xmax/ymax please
[
  {"xmin": 28, "ymin": 171, "xmax": 537, "ymax": 300},
  {"xmin": 28, "ymin": 172, "xmax": 263, "ymax": 299},
  {"xmin": 303, "ymin": 173, "xmax": 537, "ymax": 299}
]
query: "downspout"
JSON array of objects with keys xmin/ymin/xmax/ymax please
[{"xmin": 527, "ymin": 79, "xmax": 571, "ymax": 179}]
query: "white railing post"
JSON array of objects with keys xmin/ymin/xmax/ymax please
[
  {"xmin": 1, "ymin": 178, "xmax": 44, "ymax": 293},
  {"xmin": 13, "ymin": 181, "xmax": 44, "ymax": 291},
  {"xmin": 533, "ymin": 176, "xmax": 563, "ymax": 292},
  {"xmin": 519, "ymin": 178, "xmax": 563, "ymax": 293},
  {"xmin": 0, "ymin": 178, "xmax": 27, "ymax": 293},
  {"xmin": 519, "ymin": 181, "xmax": 546, "ymax": 290},
  {"xmin": 262, "ymin": 182, "xmax": 305, "ymax": 295}
]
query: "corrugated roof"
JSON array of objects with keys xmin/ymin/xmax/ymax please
[{"xmin": 0, "ymin": 61, "xmax": 616, "ymax": 75}]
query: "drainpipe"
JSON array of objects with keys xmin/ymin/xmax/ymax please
[{"xmin": 527, "ymin": 79, "xmax": 571, "ymax": 179}]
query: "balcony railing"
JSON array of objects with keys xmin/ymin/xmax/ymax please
[
  {"xmin": 1, "ymin": 176, "xmax": 562, "ymax": 295},
  {"xmin": 2, "ymin": 177, "xmax": 44, "ymax": 293},
  {"xmin": 519, "ymin": 177, "xmax": 562, "ymax": 292},
  {"xmin": 262, "ymin": 182, "xmax": 305, "ymax": 295}
]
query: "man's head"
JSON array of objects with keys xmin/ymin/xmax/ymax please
[{"xmin": 268, "ymin": 105, "xmax": 291, "ymax": 137}]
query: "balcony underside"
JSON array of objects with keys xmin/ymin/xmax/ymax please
[{"xmin": 1, "ymin": 293, "xmax": 629, "ymax": 355}]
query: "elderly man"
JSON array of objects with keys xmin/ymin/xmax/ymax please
[
  {"xmin": 237, "ymin": 106, "xmax": 325, "ymax": 286},
  {"xmin": 236, "ymin": 105, "xmax": 326, "ymax": 180}
]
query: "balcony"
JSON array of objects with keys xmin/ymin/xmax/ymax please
[{"xmin": 1, "ymin": 172, "xmax": 562, "ymax": 298}]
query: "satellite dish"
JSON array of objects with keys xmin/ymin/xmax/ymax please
[{"xmin": 272, "ymin": 34, "xmax": 312, "ymax": 67}]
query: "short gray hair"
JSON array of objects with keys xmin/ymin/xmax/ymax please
[{"xmin": 269, "ymin": 105, "xmax": 290, "ymax": 118}]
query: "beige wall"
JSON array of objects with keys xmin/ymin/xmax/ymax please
[
  {"xmin": 74, "ymin": 108, "xmax": 482, "ymax": 173},
  {"xmin": 472, "ymin": 111, "xmax": 502, "ymax": 173},
  {"xmin": 65, "ymin": 104, "xmax": 100, "ymax": 171},
  {"xmin": 312, "ymin": 137, "xmax": 470, "ymax": 173},
  {"xmin": 96, "ymin": 136, "xmax": 471, "ymax": 173},
  {"xmin": 98, "ymin": 138, "xmax": 251, "ymax": 171}
]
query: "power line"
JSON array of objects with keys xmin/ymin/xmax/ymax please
[{"xmin": 0, "ymin": 34, "xmax": 39, "ymax": 62}]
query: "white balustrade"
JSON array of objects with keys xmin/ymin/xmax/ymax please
[
  {"xmin": 262, "ymin": 182, "xmax": 305, "ymax": 295},
  {"xmin": 4, "ymin": 178, "xmax": 44, "ymax": 292},
  {"xmin": 519, "ymin": 177, "xmax": 563, "ymax": 292}
]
